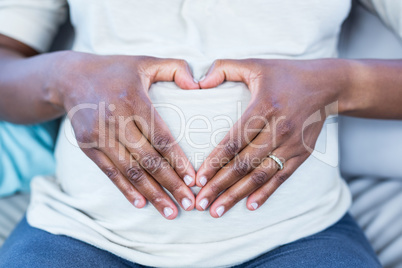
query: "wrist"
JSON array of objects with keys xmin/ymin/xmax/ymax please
[
  {"xmin": 44, "ymin": 50, "xmax": 81, "ymax": 111},
  {"xmin": 313, "ymin": 58, "xmax": 356, "ymax": 116},
  {"xmin": 333, "ymin": 59, "xmax": 365, "ymax": 116}
]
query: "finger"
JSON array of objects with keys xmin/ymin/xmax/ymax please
[
  {"xmin": 195, "ymin": 100, "xmax": 271, "ymax": 187},
  {"xmin": 199, "ymin": 59, "xmax": 255, "ymax": 89},
  {"xmin": 89, "ymin": 141, "xmax": 181, "ymax": 219},
  {"xmin": 195, "ymin": 119, "xmax": 275, "ymax": 193},
  {"xmin": 196, "ymin": 113, "xmax": 296, "ymax": 189},
  {"xmin": 197, "ymin": 147, "xmax": 290, "ymax": 216},
  {"xmin": 195, "ymin": 126, "xmax": 273, "ymax": 210},
  {"xmin": 82, "ymin": 148, "xmax": 147, "ymax": 209},
  {"xmin": 207, "ymin": 154, "xmax": 282, "ymax": 218},
  {"xmin": 149, "ymin": 57, "xmax": 200, "ymax": 89},
  {"xmin": 104, "ymin": 142, "xmax": 181, "ymax": 219},
  {"xmin": 247, "ymin": 156, "xmax": 306, "ymax": 211},
  {"xmin": 135, "ymin": 58, "xmax": 198, "ymax": 184},
  {"xmin": 196, "ymin": 59, "xmax": 272, "ymax": 186},
  {"xmin": 133, "ymin": 99, "xmax": 196, "ymax": 186},
  {"xmin": 119, "ymin": 122, "xmax": 195, "ymax": 211}
]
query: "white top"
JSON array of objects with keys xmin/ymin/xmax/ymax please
[{"xmin": 2, "ymin": 0, "xmax": 397, "ymax": 267}]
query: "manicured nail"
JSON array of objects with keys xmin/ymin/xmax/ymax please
[
  {"xmin": 199, "ymin": 176, "xmax": 207, "ymax": 186},
  {"xmin": 163, "ymin": 207, "xmax": 173, "ymax": 218},
  {"xmin": 193, "ymin": 78, "xmax": 199, "ymax": 84},
  {"xmin": 251, "ymin": 202, "xmax": 258, "ymax": 210},
  {"xmin": 216, "ymin": 206, "xmax": 225, "ymax": 217},
  {"xmin": 134, "ymin": 199, "xmax": 140, "ymax": 208},
  {"xmin": 184, "ymin": 175, "xmax": 194, "ymax": 186},
  {"xmin": 182, "ymin": 198, "xmax": 192, "ymax": 210},
  {"xmin": 199, "ymin": 198, "xmax": 209, "ymax": 210},
  {"xmin": 199, "ymin": 75, "xmax": 206, "ymax": 81}
]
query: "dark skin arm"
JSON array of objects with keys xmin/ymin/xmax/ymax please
[
  {"xmin": 0, "ymin": 34, "xmax": 201, "ymax": 220},
  {"xmin": 194, "ymin": 58, "xmax": 402, "ymax": 217},
  {"xmin": 3, "ymin": 35, "xmax": 402, "ymax": 219},
  {"xmin": 0, "ymin": 35, "xmax": 64, "ymax": 122}
]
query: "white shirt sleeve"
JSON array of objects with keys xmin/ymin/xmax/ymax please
[
  {"xmin": 358, "ymin": 0, "xmax": 402, "ymax": 38},
  {"xmin": 0, "ymin": 0, "xmax": 67, "ymax": 52}
]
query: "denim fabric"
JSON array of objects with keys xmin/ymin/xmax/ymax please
[
  {"xmin": 0, "ymin": 213, "xmax": 381, "ymax": 268},
  {"xmin": 234, "ymin": 213, "xmax": 382, "ymax": 268}
]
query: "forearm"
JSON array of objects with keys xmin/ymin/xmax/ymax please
[
  {"xmin": 340, "ymin": 59, "xmax": 402, "ymax": 119},
  {"xmin": 0, "ymin": 47, "xmax": 65, "ymax": 124}
]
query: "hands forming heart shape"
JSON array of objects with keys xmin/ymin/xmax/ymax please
[{"xmin": 59, "ymin": 53, "xmax": 344, "ymax": 219}]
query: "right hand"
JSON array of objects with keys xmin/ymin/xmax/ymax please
[{"xmin": 51, "ymin": 52, "xmax": 199, "ymax": 219}]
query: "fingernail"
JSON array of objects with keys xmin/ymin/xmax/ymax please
[
  {"xmin": 181, "ymin": 198, "xmax": 192, "ymax": 210},
  {"xmin": 134, "ymin": 199, "xmax": 140, "ymax": 208},
  {"xmin": 184, "ymin": 175, "xmax": 194, "ymax": 186},
  {"xmin": 199, "ymin": 198, "xmax": 209, "ymax": 210},
  {"xmin": 216, "ymin": 206, "xmax": 225, "ymax": 217},
  {"xmin": 163, "ymin": 207, "xmax": 173, "ymax": 218},
  {"xmin": 199, "ymin": 75, "xmax": 206, "ymax": 82},
  {"xmin": 193, "ymin": 78, "xmax": 199, "ymax": 84},
  {"xmin": 199, "ymin": 176, "xmax": 207, "ymax": 186},
  {"xmin": 251, "ymin": 202, "xmax": 258, "ymax": 210}
]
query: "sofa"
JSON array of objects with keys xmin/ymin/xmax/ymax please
[
  {"xmin": 0, "ymin": 2, "xmax": 401, "ymax": 267},
  {"xmin": 339, "ymin": 3, "xmax": 402, "ymax": 268}
]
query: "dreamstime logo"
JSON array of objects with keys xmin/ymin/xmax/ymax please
[{"xmin": 64, "ymin": 101, "xmax": 339, "ymax": 169}]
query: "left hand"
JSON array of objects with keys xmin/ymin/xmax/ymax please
[{"xmin": 194, "ymin": 58, "xmax": 349, "ymax": 217}]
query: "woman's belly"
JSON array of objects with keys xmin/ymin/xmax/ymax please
[{"xmin": 27, "ymin": 82, "xmax": 351, "ymax": 267}]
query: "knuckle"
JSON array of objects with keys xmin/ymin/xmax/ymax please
[
  {"xmin": 251, "ymin": 171, "xmax": 269, "ymax": 186},
  {"xmin": 262, "ymin": 98, "xmax": 281, "ymax": 117},
  {"xmin": 232, "ymin": 160, "xmax": 250, "ymax": 177},
  {"xmin": 260, "ymin": 189, "xmax": 271, "ymax": 200},
  {"xmin": 225, "ymin": 192, "xmax": 240, "ymax": 205},
  {"xmin": 136, "ymin": 55, "xmax": 150, "ymax": 63},
  {"xmin": 88, "ymin": 126, "xmax": 100, "ymax": 140},
  {"xmin": 209, "ymin": 182, "xmax": 223, "ymax": 196},
  {"xmin": 170, "ymin": 183, "xmax": 186, "ymax": 197},
  {"xmin": 153, "ymin": 134, "xmax": 172, "ymax": 154},
  {"xmin": 176, "ymin": 59, "xmax": 187, "ymax": 66},
  {"xmin": 76, "ymin": 130, "xmax": 97, "ymax": 145},
  {"xmin": 137, "ymin": 56, "xmax": 156, "ymax": 69},
  {"xmin": 104, "ymin": 167, "xmax": 119, "ymax": 181},
  {"xmin": 213, "ymin": 59, "xmax": 224, "ymax": 67},
  {"xmin": 276, "ymin": 120, "xmax": 295, "ymax": 138},
  {"xmin": 126, "ymin": 166, "xmax": 145, "ymax": 184},
  {"xmin": 120, "ymin": 184, "xmax": 136, "ymax": 196},
  {"xmin": 251, "ymin": 58, "xmax": 265, "ymax": 66},
  {"xmin": 141, "ymin": 154, "xmax": 163, "ymax": 173},
  {"xmin": 274, "ymin": 173, "xmax": 289, "ymax": 185},
  {"xmin": 301, "ymin": 152, "xmax": 310, "ymax": 159},
  {"xmin": 149, "ymin": 192, "xmax": 164, "ymax": 205},
  {"xmin": 241, "ymin": 58, "xmax": 254, "ymax": 66},
  {"xmin": 224, "ymin": 141, "xmax": 240, "ymax": 156}
]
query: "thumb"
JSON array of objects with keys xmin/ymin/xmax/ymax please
[
  {"xmin": 199, "ymin": 59, "xmax": 250, "ymax": 89},
  {"xmin": 152, "ymin": 58, "xmax": 200, "ymax": 90}
]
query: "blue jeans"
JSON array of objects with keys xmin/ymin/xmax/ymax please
[{"xmin": 0, "ymin": 213, "xmax": 381, "ymax": 268}]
